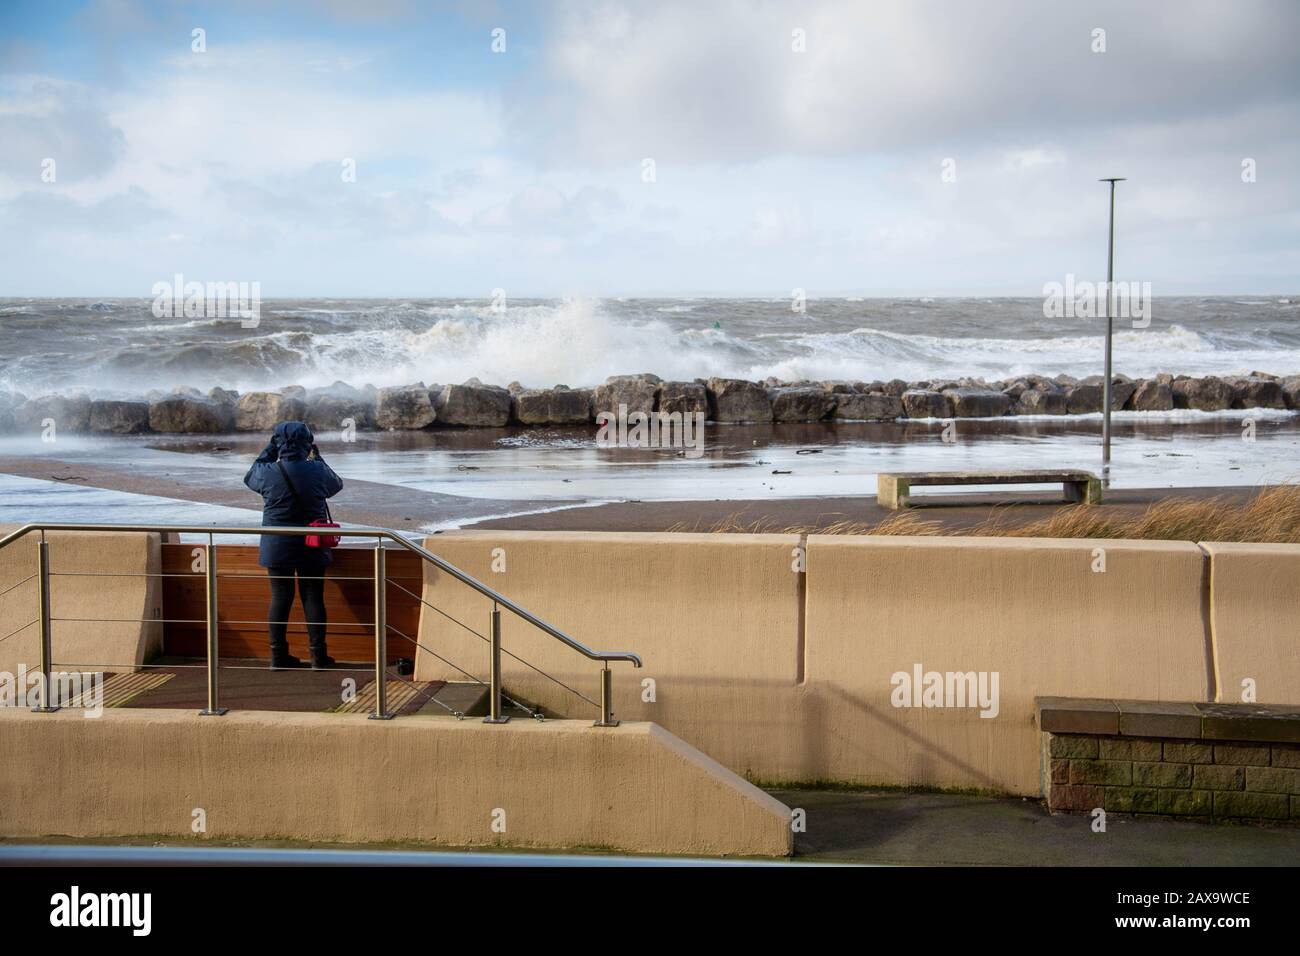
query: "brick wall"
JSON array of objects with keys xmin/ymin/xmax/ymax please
[{"xmin": 1044, "ymin": 733, "xmax": 1300, "ymax": 822}]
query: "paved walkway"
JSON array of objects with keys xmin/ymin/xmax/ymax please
[
  {"xmin": 771, "ymin": 788, "xmax": 1300, "ymax": 865},
  {"xmin": 7, "ymin": 788, "xmax": 1294, "ymax": 865}
]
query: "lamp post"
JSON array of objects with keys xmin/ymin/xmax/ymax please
[{"xmin": 1099, "ymin": 177, "xmax": 1125, "ymax": 480}]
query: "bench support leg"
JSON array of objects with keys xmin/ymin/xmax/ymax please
[
  {"xmin": 1065, "ymin": 479, "xmax": 1103, "ymax": 505},
  {"xmin": 878, "ymin": 475, "xmax": 909, "ymax": 510}
]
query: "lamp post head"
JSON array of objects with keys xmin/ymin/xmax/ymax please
[{"xmin": 1099, "ymin": 177, "xmax": 1127, "ymax": 183}]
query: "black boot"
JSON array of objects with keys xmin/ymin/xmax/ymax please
[
  {"xmin": 270, "ymin": 638, "xmax": 302, "ymax": 670},
  {"xmin": 309, "ymin": 644, "xmax": 335, "ymax": 670}
]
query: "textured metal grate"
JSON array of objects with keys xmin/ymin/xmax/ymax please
[
  {"xmin": 62, "ymin": 671, "xmax": 175, "ymax": 709},
  {"xmin": 333, "ymin": 678, "xmax": 434, "ymax": 715}
]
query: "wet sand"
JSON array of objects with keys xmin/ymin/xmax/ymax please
[
  {"xmin": 461, "ymin": 485, "xmax": 1266, "ymax": 532},
  {"xmin": 0, "ymin": 412, "xmax": 1294, "ymax": 533},
  {"xmin": 0, "ymin": 452, "xmax": 581, "ymax": 530},
  {"xmin": 0, "ymin": 449, "xmax": 1265, "ymax": 535}
]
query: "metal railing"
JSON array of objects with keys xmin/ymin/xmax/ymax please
[{"xmin": 0, "ymin": 522, "xmax": 641, "ymax": 726}]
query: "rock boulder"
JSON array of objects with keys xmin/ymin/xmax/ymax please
[
  {"xmin": 1015, "ymin": 388, "xmax": 1067, "ymax": 415},
  {"xmin": 941, "ymin": 387, "xmax": 1012, "ymax": 418},
  {"xmin": 513, "ymin": 386, "xmax": 593, "ymax": 425},
  {"xmin": 1230, "ymin": 376, "xmax": 1286, "ymax": 409},
  {"xmin": 1066, "ymin": 384, "xmax": 1104, "ymax": 414},
  {"xmin": 89, "ymin": 400, "xmax": 151, "ymax": 434},
  {"xmin": 305, "ymin": 394, "xmax": 377, "ymax": 433},
  {"xmin": 1129, "ymin": 379, "xmax": 1173, "ymax": 412},
  {"xmin": 900, "ymin": 390, "xmax": 954, "ymax": 419},
  {"xmin": 435, "ymin": 382, "xmax": 512, "ymax": 427},
  {"xmin": 235, "ymin": 392, "xmax": 308, "ymax": 431},
  {"xmin": 1282, "ymin": 377, "xmax": 1300, "ymax": 410},
  {"xmin": 706, "ymin": 378, "xmax": 773, "ymax": 422},
  {"xmin": 375, "ymin": 386, "xmax": 436, "ymax": 429},
  {"xmin": 593, "ymin": 375, "xmax": 659, "ymax": 417},
  {"xmin": 656, "ymin": 381, "xmax": 709, "ymax": 417},
  {"xmin": 833, "ymin": 393, "xmax": 903, "ymax": 420},
  {"xmin": 770, "ymin": 387, "xmax": 836, "ymax": 422},
  {"xmin": 1172, "ymin": 376, "xmax": 1233, "ymax": 411},
  {"xmin": 1109, "ymin": 379, "xmax": 1137, "ymax": 410},
  {"xmin": 148, "ymin": 397, "xmax": 235, "ymax": 433}
]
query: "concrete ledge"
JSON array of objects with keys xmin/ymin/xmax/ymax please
[
  {"xmin": 1038, "ymin": 697, "xmax": 1300, "ymax": 744},
  {"xmin": 0, "ymin": 708, "xmax": 793, "ymax": 858},
  {"xmin": 1035, "ymin": 697, "xmax": 1120, "ymax": 736},
  {"xmin": 1199, "ymin": 704, "xmax": 1300, "ymax": 744},
  {"xmin": 1116, "ymin": 700, "xmax": 1204, "ymax": 739}
]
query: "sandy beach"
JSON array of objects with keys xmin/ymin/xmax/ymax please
[{"xmin": 0, "ymin": 436, "xmax": 1279, "ymax": 535}]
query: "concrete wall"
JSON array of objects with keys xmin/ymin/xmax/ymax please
[
  {"xmin": 0, "ymin": 527, "xmax": 163, "ymax": 676},
  {"xmin": 416, "ymin": 531, "xmax": 1216, "ymax": 795},
  {"xmin": 0, "ymin": 707, "xmax": 793, "ymax": 857},
  {"xmin": 4, "ymin": 525, "xmax": 1290, "ymax": 811},
  {"xmin": 805, "ymin": 535, "xmax": 1210, "ymax": 794},
  {"xmin": 1200, "ymin": 542, "xmax": 1300, "ymax": 705},
  {"xmin": 414, "ymin": 531, "xmax": 806, "ymax": 777}
]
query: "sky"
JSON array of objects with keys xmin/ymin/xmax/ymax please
[{"xmin": 0, "ymin": 0, "xmax": 1297, "ymax": 297}]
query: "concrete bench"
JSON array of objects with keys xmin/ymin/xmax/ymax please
[{"xmin": 877, "ymin": 470, "xmax": 1102, "ymax": 509}]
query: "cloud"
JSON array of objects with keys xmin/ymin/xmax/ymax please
[
  {"xmin": 0, "ymin": 2, "xmax": 1297, "ymax": 294},
  {"xmin": 0, "ymin": 76, "xmax": 127, "ymax": 183},
  {"xmin": 111, "ymin": 44, "xmax": 501, "ymax": 178},
  {"xmin": 473, "ymin": 183, "xmax": 623, "ymax": 234},
  {"xmin": 513, "ymin": 0, "xmax": 1300, "ymax": 164},
  {"xmin": 0, "ymin": 184, "xmax": 163, "ymax": 232}
]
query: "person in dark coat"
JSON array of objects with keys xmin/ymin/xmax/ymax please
[{"xmin": 243, "ymin": 421, "xmax": 344, "ymax": 669}]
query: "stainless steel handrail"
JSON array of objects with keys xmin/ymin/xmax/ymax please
[{"xmin": 0, "ymin": 522, "xmax": 641, "ymax": 725}]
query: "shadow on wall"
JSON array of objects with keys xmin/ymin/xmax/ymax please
[{"xmin": 406, "ymin": 531, "xmax": 1285, "ymax": 796}]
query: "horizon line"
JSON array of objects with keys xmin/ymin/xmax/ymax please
[{"xmin": 1, "ymin": 291, "xmax": 1296, "ymax": 302}]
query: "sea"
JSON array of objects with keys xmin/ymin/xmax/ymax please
[
  {"xmin": 1, "ymin": 296, "xmax": 1298, "ymax": 529},
  {"xmin": 1, "ymin": 296, "xmax": 1299, "ymax": 397}
]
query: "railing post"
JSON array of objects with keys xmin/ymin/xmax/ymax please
[
  {"xmin": 594, "ymin": 665, "xmax": 619, "ymax": 727},
  {"xmin": 31, "ymin": 538, "xmax": 57, "ymax": 713},
  {"xmin": 483, "ymin": 604, "xmax": 509, "ymax": 724},
  {"xmin": 199, "ymin": 537, "xmax": 226, "ymax": 716},
  {"xmin": 370, "ymin": 542, "xmax": 393, "ymax": 720}
]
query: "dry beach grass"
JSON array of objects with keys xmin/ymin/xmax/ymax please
[{"xmin": 673, "ymin": 484, "xmax": 1300, "ymax": 544}]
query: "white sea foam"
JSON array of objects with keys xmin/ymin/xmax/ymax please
[
  {"xmin": 2, "ymin": 295, "xmax": 1298, "ymax": 396},
  {"xmin": 293, "ymin": 298, "xmax": 719, "ymax": 389},
  {"xmin": 229, "ymin": 307, "xmax": 1293, "ymax": 391}
]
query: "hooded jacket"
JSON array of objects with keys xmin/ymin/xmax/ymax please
[{"xmin": 243, "ymin": 421, "xmax": 344, "ymax": 568}]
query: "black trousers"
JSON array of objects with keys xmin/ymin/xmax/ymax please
[{"xmin": 267, "ymin": 565, "xmax": 327, "ymax": 656}]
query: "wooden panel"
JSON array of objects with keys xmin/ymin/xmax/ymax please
[{"xmin": 161, "ymin": 543, "xmax": 424, "ymax": 663}]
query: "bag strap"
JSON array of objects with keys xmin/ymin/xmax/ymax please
[{"xmin": 276, "ymin": 460, "xmax": 333, "ymax": 525}]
